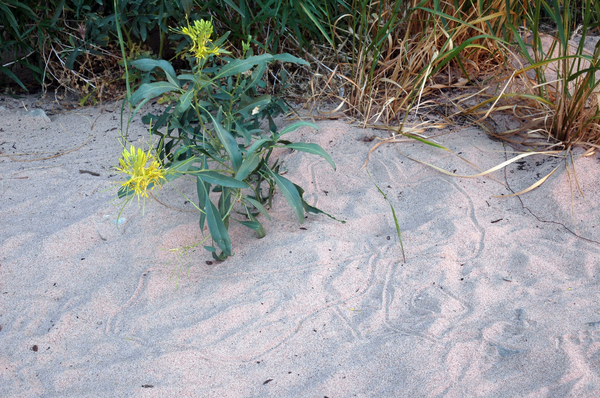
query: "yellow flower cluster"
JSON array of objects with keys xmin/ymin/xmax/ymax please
[
  {"xmin": 178, "ymin": 19, "xmax": 222, "ymax": 60},
  {"xmin": 116, "ymin": 145, "xmax": 166, "ymax": 198}
]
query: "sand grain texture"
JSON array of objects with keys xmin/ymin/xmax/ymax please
[{"xmin": 1, "ymin": 96, "xmax": 600, "ymax": 397}]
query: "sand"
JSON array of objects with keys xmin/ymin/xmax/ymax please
[{"xmin": 2, "ymin": 92, "xmax": 600, "ymax": 397}]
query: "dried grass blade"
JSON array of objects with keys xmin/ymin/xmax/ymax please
[
  {"xmin": 398, "ymin": 149, "xmax": 560, "ymax": 179},
  {"xmin": 493, "ymin": 166, "xmax": 560, "ymax": 198}
]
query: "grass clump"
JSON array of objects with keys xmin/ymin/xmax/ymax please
[{"xmin": 501, "ymin": 0, "xmax": 600, "ymax": 149}]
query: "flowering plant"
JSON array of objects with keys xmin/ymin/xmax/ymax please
[
  {"xmin": 117, "ymin": 19, "xmax": 340, "ymax": 260},
  {"xmin": 116, "ymin": 145, "xmax": 166, "ymax": 198}
]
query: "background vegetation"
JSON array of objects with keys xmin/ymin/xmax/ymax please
[{"xmin": 2, "ymin": 0, "xmax": 599, "ymax": 148}]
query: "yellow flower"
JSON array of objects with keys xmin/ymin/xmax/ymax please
[
  {"xmin": 176, "ymin": 19, "xmax": 224, "ymax": 60},
  {"xmin": 116, "ymin": 145, "xmax": 166, "ymax": 198}
]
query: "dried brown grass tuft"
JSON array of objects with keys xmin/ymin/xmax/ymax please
[{"xmin": 321, "ymin": 0, "xmax": 518, "ymax": 125}]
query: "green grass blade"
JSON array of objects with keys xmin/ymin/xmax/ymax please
[
  {"xmin": 0, "ymin": 65, "xmax": 27, "ymax": 91},
  {"xmin": 366, "ymin": 170, "xmax": 405, "ymax": 262},
  {"xmin": 297, "ymin": 0, "xmax": 334, "ymax": 47}
]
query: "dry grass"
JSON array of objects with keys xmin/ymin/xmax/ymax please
[
  {"xmin": 316, "ymin": 0, "xmax": 518, "ymax": 126},
  {"xmin": 335, "ymin": 0, "xmax": 600, "ymax": 200}
]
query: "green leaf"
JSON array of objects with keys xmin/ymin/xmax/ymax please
[
  {"xmin": 273, "ymin": 53, "xmax": 310, "ymax": 66},
  {"xmin": 366, "ymin": 170, "xmax": 405, "ymax": 262},
  {"xmin": 245, "ymin": 206, "xmax": 266, "ymax": 238},
  {"xmin": 245, "ymin": 138, "xmax": 272, "ymax": 157},
  {"xmin": 50, "ymin": 0, "xmax": 65, "ymax": 26},
  {"xmin": 180, "ymin": 0, "xmax": 193, "ymax": 15},
  {"xmin": 233, "ymin": 218, "xmax": 261, "ymax": 230},
  {"xmin": 245, "ymin": 62, "xmax": 267, "ymax": 92},
  {"xmin": 196, "ymin": 171, "xmax": 250, "ymax": 188},
  {"xmin": 294, "ymin": 183, "xmax": 345, "ymax": 223},
  {"xmin": 215, "ymin": 54, "xmax": 274, "ymax": 79},
  {"xmin": 130, "ymin": 81, "xmax": 180, "ymax": 106},
  {"xmin": 0, "ymin": 66, "xmax": 27, "ymax": 91},
  {"xmin": 196, "ymin": 175, "xmax": 210, "ymax": 231},
  {"xmin": 236, "ymin": 94, "xmax": 271, "ymax": 118},
  {"xmin": 276, "ymin": 121, "xmax": 318, "ymax": 139},
  {"xmin": 117, "ymin": 185, "xmax": 134, "ymax": 199},
  {"xmin": 297, "ymin": 0, "xmax": 334, "ymax": 47},
  {"xmin": 0, "ymin": 3, "xmax": 20, "ymax": 34},
  {"xmin": 244, "ymin": 197, "xmax": 272, "ymax": 220},
  {"xmin": 175, "ymin": 89, "xmax": 194, "ymax": 115},
  {"xmin": 235, "ymin": 151, "xmax": 261, "ymax": 181},
  {"xmin": 204, "ymin": 186, "xmax": 232, "ymax": 257},
  {"xmin": 221, "ymin": 0, "xmax": 246, "ymax": 18},
  {"xmin": 235, "ymin": 121, "xmax": 252, "ymax": 144},
  {"xmin": 65, "ymin": 48, "xmax": 81, "ymax": 70},
  {"xmin": 283, "ymin": 143, "xmax": 336, "ymax": 170},
  {"xmin": 218, "ymin": 187, "xmax": 231, "ymax": 229},
  {"xmin": 267, "ymin": 169, "xmax": 304, "ymax": 223},
  {"xmin": 427, "ymin": 34, "xmax": 508, "ymax": 78},
  {"xmin": 131, "ymin": 58, "xmax": 180, "ymax": 88},
  {"xmin": 207, "ymin": 110, "xmax": 243, "ymax": 172}
]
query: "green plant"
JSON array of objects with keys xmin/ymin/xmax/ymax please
[
  {"xmin": 363, "ymin": 0, "xmax": 600, "ymax": 198},
  {"xmin": 194, "ymin": 0, "xmax": 339, "ymax": 53},
  {"xmin": 332, "ymin": 0, "xmax": 405, "ymax": 120},
  {"xmin": 323, "ymin": 0, "xmax": 519, "ymax": 124},
  {"xmin": 117, "ymin": 19, "xmax": 341, "ymax": 260},
  {"xmin": 0, "ymin": 0, "xmax": 66, "ymax": 90},
  {"xmin": 366, "ymin": 170, "xmax": 405, "ymax": 262},
  {"xmin": 501, "ymin": 0, "xmax": 600, "ymax": 147}
]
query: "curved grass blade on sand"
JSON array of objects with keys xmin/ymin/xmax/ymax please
[
  {"xmin": 363, "ymin": 124, "xmax": 566, "ymax": 198},
  {"xmin": 366, "ymin": 170, "xmax": 405, "ymax": 263},
  {"xmin": 361, "ymin": 122, "xmax": 451, "ymax": 169}
]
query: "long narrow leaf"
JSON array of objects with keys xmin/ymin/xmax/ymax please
[
  {"xmin": 196, "ymin": 176, "xmax": 210, "ymax": 231},
  {"xmin": 203, "ymin": 185, "xmax": 232, "ymax": 257},
  {"xmin": 366, "ymin": 170, "xmax": 405, "ymax": 262},
  {"xmin": 294, "ymin": 183, "xmax": 345, "ymax": 223},
  {"xmin": 131, "ymin": 58, "xmax": 180, "ymax": 88},
  {"xmin": 283, "ymin": 143, "xmax": 336, "ymax": 170},
  {"xmin": 276, "ymin": 121, "xmax": 318, "ymax": 139},
  {"xmin": 196, "ymin": 171, "xmax": 249, "ymax": 188},
  {"xmin": 236, "ymin": 94, "xmax": 271, "ymax": 118},
  {"xmin": 0, "ymin": 66, "xmax": 27, "ymax": 91},
  {"xmin": 206, "ymin": 110, "xmax": 243, "ymax": 172},
  {"xmin": 244, "ymin": 197, "xmax": 272, "ymax": 220},
  {"xmin": 267, "ymin": 168, "xmax": 304, "ymax": 223},
  {"xmin": 235, "ymin": 151, "xmax": 261, "ymax": 181},
  {"xmin": 214, "ymin": 54, "xmax": 274, "ymax": 79},
  {"xmin": 130, "ymin": 81, "xmax": 180, "ymax": 106},
  {"xmin": 273, "ymin": 53, "xmax": 310, "ymax": 66},
  {"xmin": 297, "ymin": 1, "xmax": 333, "ymax": 47}
]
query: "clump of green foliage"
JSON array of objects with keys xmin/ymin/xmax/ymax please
[{"xmin": 116, "ymin": 19, "xmax": 341, "ymax": 260}]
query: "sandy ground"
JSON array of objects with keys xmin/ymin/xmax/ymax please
[{"xmin": 2, "ymin": 92, "xmax": 600, "ymax": 397}]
